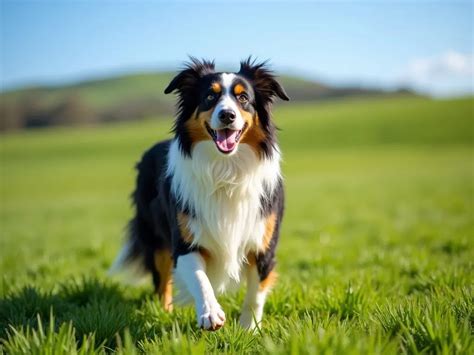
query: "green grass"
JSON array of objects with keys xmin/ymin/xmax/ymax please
[{"xmin": 1, "ymin": 96, "xmax": 473, "ymax": 354}]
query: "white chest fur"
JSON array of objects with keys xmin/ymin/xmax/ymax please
[{"xmin": 167, "ymin": 139, "xmax": 281, "ymax": 296}]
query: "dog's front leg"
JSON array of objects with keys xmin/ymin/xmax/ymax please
[{"xmin": 175, "ymin": 252, "xmax": 225, "ymax": 330}]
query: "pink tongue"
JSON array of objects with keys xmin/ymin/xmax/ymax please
[{"xmin": 216, "ymin": 129, "xmax": 238, "ymax": 152}]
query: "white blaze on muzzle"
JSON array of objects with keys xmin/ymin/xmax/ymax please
[{"xmin": 210, "ymin": 73, "xmax": 246, "ymax": 154}]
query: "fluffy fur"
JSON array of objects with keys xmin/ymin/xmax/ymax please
[
  {"xmin": 168, "ymin": 139, "xmax": 281, "ymax": 298},
  {"xmin": 111, "ymin": 57, "xmax": 289, "ymax": 330}
]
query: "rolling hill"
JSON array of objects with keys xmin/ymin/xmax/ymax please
[{"xmin": 0, "ymin": 71, "xmax": 416, "ymax": 131}]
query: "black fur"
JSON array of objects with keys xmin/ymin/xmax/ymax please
[
  {"xmin": 239, "ymin": 57, "xmax": 289, "ymax": 158},
  {"xmin": 256, "ymin": 178, "xmax": 285, "ymax": 281},
  {"xmin": 165, "ymin": 57, "xmax": 217, "ymax": 157},
  {"xmin": 121, "ymin": 58, "xmax": 288, "ymax": 291}
]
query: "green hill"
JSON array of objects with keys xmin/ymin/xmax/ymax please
[{"xmin": 0, "ymin": 71, "xmax": 416, "ymax": 131}]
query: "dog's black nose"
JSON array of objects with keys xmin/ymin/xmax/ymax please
[{"xmin": 218, "ymin": 109, "xmax": 236, "ymax": 124}]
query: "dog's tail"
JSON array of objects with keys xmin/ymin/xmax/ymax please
[{"xmin": 108, "ymin": 218, "xmax": 149, "ymax": 284}]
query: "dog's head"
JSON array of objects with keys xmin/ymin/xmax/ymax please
[{"xmin": 165, "ymin": 57, "xmax": 289, "ymax": 158}]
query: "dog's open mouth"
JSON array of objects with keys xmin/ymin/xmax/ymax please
[{"xmin": 205, "ymin": 123, "xmax": 247, "ymax": 154}]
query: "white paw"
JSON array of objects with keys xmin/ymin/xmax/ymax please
[{"xmin": 197, "ymin": 301, "xmax": 226, "ymax": 331}]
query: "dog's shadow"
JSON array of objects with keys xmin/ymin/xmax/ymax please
[{"xmin": 0, "ymin": 277, "xmax": 151, "ymax": 348}]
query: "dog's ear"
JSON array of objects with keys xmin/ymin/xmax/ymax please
[
  {"xmin": 164, "ymin": 57, "xmax": 215, "ymax": 94},
  {"xmin": 238, "ymin": 57, "xmax": 290, "ymax": 102}
]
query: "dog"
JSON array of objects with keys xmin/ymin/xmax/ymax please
[{"xmin": 110, "ymin": 57, "xmax": 289, "ymax": 331}]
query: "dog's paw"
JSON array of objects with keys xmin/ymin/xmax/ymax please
[
  {"xmin": 197, "ymin": 301, "xmax": 226, "ymax": 331},
  {"xmin": 239, "ymin": 309, "xmax": 258, "ymax": 331}
]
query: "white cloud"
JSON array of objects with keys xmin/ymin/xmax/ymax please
[
  {"xmin": 399, "ymin": 51, "xmax": 473, "ymax": 97},
  {"xmin": 409, "ymin": 51, "xmax": 473, "ymax": 79}
]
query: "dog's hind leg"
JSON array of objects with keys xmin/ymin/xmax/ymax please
[
  {"xmin": 239, "ymin": 255, "xmax": 277, "ymax": 330},
  {"xmin": 153, "ymin": 248, "xmax": 174, "ymax": 311}
]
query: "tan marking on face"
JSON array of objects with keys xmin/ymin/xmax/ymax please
[
  {"xmin": 185, "ymin": 109, "xmax": 214, "ymax": 146},
  {"xmin": 259, "ymin": 270, "xmax": 278, "ymax": 291},
  {"xmin": 240, "ymin": 112, "xmax": 266, "ymax": 156},
  {"xmin": 154, "ymin": 249, "xmax": 173, "ymax": 311},
  {"xmin": 211, "ymin": 82, "xmax": 222, "ymax": 93},
  {"xmin": 233, "ymin": 83, "xmax": 245, "ymax": 95},
  {"xmin": 261, "ymin": 213, "xmax": 277, "ymax": 252}
]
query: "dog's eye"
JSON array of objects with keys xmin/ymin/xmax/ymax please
[
  {"xmin": 238, "ymin": 94, "xmax": 248, "ymax": 103},
  {"xmin": 206, "ymin": 94, "xmax": 215, "ymax": 101}
]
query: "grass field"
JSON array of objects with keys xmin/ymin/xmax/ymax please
[{"xmin": 1, "ymin": 96, "xmax": 473, "ymax": 354}]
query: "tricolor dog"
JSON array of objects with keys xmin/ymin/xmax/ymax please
[{"xmin": 111, "ymin": 58, "xmax": 289, "ymax": 330}]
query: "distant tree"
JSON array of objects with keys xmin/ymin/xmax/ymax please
[
  {"xmin": 0, "ymin": 100, "xmax": 24, "ymax": 131},
  {"xmin": 21, "ymin": 95, "xmax": 52, "ymax": 128},
  {"xmin": 48, "ymin": 94, "xmax": 96, "ymax": 126}
]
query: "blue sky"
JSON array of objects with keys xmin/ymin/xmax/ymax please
[{"xmin": 1, "ymin": 1, "xmax": 472, "ymax": 96}]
